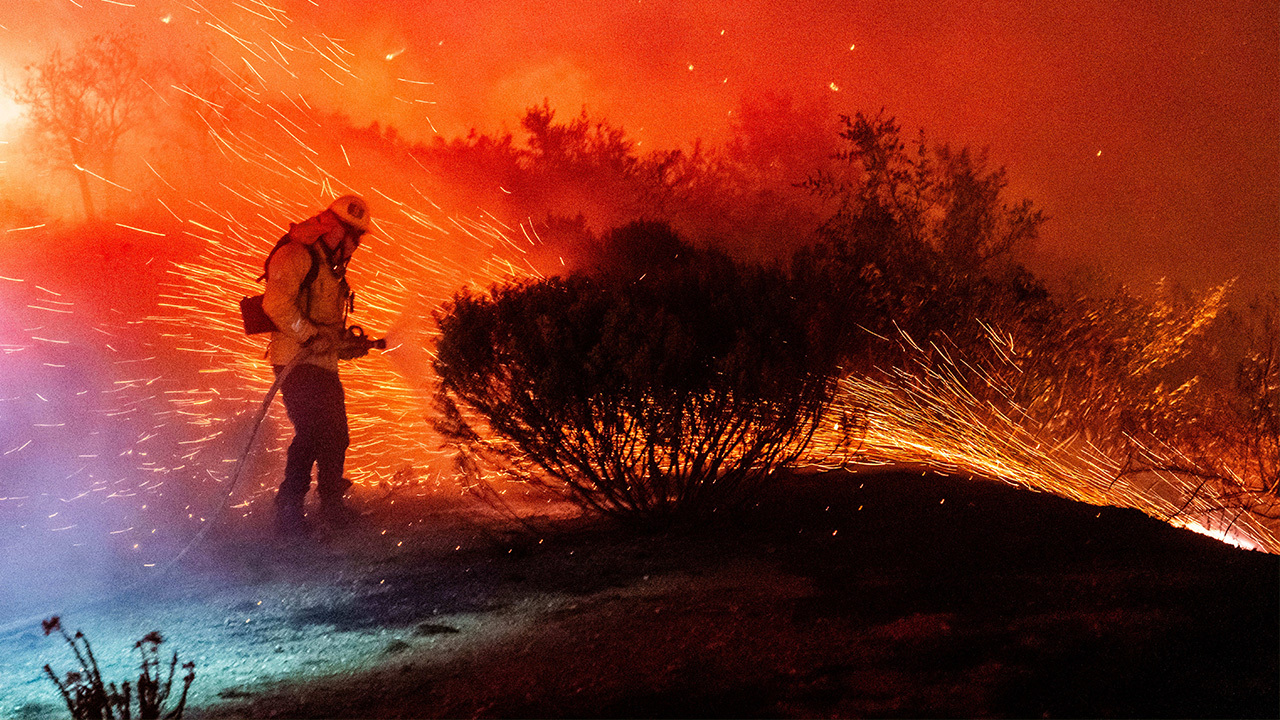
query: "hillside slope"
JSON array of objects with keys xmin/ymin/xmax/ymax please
[{"xmin": 191, "ymin": 469, "xmax": 1279, "ymax": 718}]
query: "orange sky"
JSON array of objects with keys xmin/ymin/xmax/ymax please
[{"xmin": 0, "ymin": 0, "xmax": 1275, "ymax": 297}]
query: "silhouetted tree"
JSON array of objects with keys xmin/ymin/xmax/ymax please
[
  {"xmin": 12, "ymin": 33, "xmax": 151, "ymax": 220},
  {"xmin": 385, "ymin": 98, "xmax": 829, "ymax": 271},
  {"xmin": 433, "ymin": 221, "xmax": 845, "ymax": 522},
  {"xmin": 521, "ymin": 101, "xmax": 638, "ymax": 180},
  {"xmin": 796, "ymin": 110, "xmax": 1048, "ymax": 362}
]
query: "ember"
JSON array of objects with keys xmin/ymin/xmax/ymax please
[{"xmin": 0, "ymin": 0, "xmax": 1273, "ymax": 615}]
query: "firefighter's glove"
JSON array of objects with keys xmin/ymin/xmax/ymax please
[{"xmin": 302, "ymin": 326, "xmax": 340, "ymax": 355}]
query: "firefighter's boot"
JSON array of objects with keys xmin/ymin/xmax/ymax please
[
  {"xmin": 273, "ymin": 495, "xmax": 312, "ymax": 538},
  {"xmin": 319, "ymin": 478, "xmax": 361, "ymax": 527}
]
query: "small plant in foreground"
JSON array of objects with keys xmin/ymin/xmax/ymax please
[{"xmin": 41, "ymin": 616, "xmax": 196, "ymax": 720}]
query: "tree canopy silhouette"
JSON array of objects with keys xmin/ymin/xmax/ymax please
[
  {"xmin": 796, "ymin": 110, "xmax": 1049, "ymax": 363},
  {"xmin": 12, "ymin": 33, "xmax": 151, "ymax": 220}
]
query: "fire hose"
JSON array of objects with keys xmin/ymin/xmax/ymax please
[
  {"xmin": 0, "ymin": 327, "xmax": 384, "ymax": 636},
  {"xmin": 157, "ymin": 325, "xmax": 384, "ymax": 565},
  {"xmin": 161, "ymin": 346, "xmax": 309, "ymax": 567}
]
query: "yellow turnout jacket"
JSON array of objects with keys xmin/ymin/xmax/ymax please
[{"xmin": 262, "ymin": 231, "xmax": 349, "ymax": 373}]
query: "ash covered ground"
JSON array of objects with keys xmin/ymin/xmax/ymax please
[{"xmin": 2, "ymin": 469, "xmax": 1276, "ymax": 719}]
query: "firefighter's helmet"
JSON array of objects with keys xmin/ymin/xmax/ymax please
[{"xmin": 328, "ymin": 194, "xmax": 371, "ymax": 233}]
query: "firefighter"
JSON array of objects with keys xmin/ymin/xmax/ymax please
[{"xmin": 262, "ymin": 195, "xmax": 372, "ymax": 536}]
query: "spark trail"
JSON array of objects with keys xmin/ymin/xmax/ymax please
[
  {"xmin": 0, "ymin": 0, "xmax": 544, "ymax": 585},
  {"xmin": 0, "ymin": 0, "xmax": 1273, "ymax": 586},
  {"xmin": 812, "ymin": 313, "xmax": 1279, "ymax": 553}
]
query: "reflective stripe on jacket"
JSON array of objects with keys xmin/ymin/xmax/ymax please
[{"xmin": 262, "ymin": 239, "xmax": 347, "ymax": 372}]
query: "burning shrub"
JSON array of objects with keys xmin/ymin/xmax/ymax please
[
  {"xmin": 433, "ymin": 221, "xmax": 845, "ymax": 522},
  {"xmin": 1233, "ymin": 295, "xmax": 1280, "ymax": 502},
  {"xmin": 41, "ymin": 616, "xmax": 196, "ymax": 720},
  {"xmin": 1117, "ymin": 292, "xmax": 1280, "ymax": 522},
  {"xmin": 817, "ymin": 268, "xmax": 1280, "ymax": 546},
  {"xmin": 789, "ymin": 109, "xmax": 1280, "ymax": 542},
  {"xmin": 967, "ymin": 281, "xmax": 1236, "ymax": 453}
]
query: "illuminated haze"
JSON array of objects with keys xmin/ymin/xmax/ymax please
[
  {"xmin": 0, "ymin": 0, "xmax": 1274, "ymax": 294},
  {"xmin": 0, "ymin": 0, "xmax": 1275, "ymax": 621}
]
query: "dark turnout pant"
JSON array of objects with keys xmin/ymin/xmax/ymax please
[{"xmin": 274, "ymin": 362, "xmax": 350, "ymax": 507}]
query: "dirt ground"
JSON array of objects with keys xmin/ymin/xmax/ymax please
[{"xmin": 8, "ymin": 468, "xmax": 1278, "ymax": 719}]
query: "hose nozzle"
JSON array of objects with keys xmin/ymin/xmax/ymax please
[{"xmin": 345, "ymin": 325, "xmax": 386, "ymax": 350}]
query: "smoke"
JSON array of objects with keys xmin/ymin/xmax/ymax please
[
  {"xmin": 0, "ymin": 0, "xmax": 1270, "ymax": 602},
  {"xmin": 2, "ymin": 0, "xmax": 1272, "ymax": 289},
  {"xmin": 0, "ymin": 232, "xmax": 192, "ymax": 624},
  {"xmin": 0, "ymin": 11, "xmax": 540, "ymax": 609}
]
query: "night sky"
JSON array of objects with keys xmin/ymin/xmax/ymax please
[{"xmin": 0, "ymin": 0, "xmax": 1275, "ymax": 296}]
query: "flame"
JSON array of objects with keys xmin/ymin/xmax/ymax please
[
  {"xmin": 806, "ymin": 308, "xmax": 1279, "ymax": 554},
  {"xmin": 0, "ymin": 0, "xmax": 1272, "ymax": 568}
]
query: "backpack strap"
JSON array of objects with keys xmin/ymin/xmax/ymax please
[
  {"xmin": 259, "ymin": 237, "xmax": 321, "ymax": 289},
  {"xmin": 301, "ymin": 244, "xmax": 321, "ymax": 295},
  {"xmin": 299, "ymin": 244, "xmax": 321, "ymax": 322},
  {"xmin": 256, "ymin": 236, "xmax": 291, "ymax": 282},
  {"xmin": 258, "ymin": 237, "xmax": 323, "ymax": 322}
]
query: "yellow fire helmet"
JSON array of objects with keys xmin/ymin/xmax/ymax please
[{"xmin": 328, "ymin": 194, "xmax": 371, "ymax": 233}]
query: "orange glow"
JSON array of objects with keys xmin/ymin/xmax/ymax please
[
  {"xmin": 0, "ymin": 0, "xmax": 1273, "ymax": 565},
  {"xmin": 0, "ymin": 95, "xmax": 21, "ymax": 128}
]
